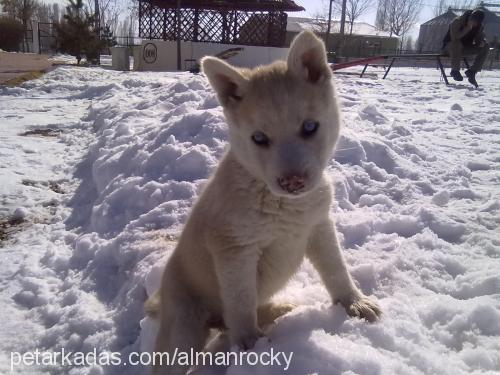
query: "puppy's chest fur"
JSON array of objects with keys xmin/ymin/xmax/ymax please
[{"xmin": 210, "ymin": 171, "xmax": 331, "ymax": 300}]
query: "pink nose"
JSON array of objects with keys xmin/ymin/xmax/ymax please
[{"xmin": 277, "ymin": 174, "xmax": 306, "ymax": 193}]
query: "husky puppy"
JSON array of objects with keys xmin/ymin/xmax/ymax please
[{"xmin": 146, "ymin": 30, "xmax": 381, "ymax": 374}]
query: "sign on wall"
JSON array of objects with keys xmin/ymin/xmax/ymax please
[{"xmin": 143, "ymin": 43, "xmax": 157, "ymax": 64}]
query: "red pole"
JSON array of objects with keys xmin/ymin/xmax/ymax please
[{"xmin": 330, "ymin": 55, "xmax": 386, "ymax": 71}]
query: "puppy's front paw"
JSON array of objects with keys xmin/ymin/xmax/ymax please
[
  {"xmin": 341, "ymin": 295, "xmax": 382, "ymax": 323},
  {"xmin": 258, "ymin": 302, "xmax": 295, "ymax": 326},
  {"xmin": 231, "ymin": 328, "xmax": 264, "ymax": 350}
]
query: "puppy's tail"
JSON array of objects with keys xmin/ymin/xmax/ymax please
[{"xmin": 144, "ymin": 290, "xmax": 160, "ymax": 318}]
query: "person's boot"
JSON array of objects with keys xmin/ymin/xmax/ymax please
[
  {"xmin": 450, "ymin": 70, "xmax": 463, "ymax": 81},
  {"xmin": 465, "ymin": 69, "xmax": 478, "ymax": 88}
]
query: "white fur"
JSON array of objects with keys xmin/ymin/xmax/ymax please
[{"xmin": 147, "ymin": 30, "xmax": 381, "ymax": 375}]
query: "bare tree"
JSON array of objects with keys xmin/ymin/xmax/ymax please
[
  {"xmin": 434, "ymin": 0, "xmax": 480, "ymax": 16},
  {"xmin": 113, "ymin": 0, "xmax": 138, "ymax": 41},
  {"xmin": 386, "ymin": 0, "xmax": 422, "ymax": 39},
  {"xmin": 434, "ymin": 0, "xmax": 449, "ymax": 17},
  {"xmin": 127, "ymin": 0, "xmax": 139, "ymax": 19},
  {"xmin": 311, "ymin": 12, "xmax": 338, "ymax": 35},
  {"xmin": 405, "ymin": 35, "xmax": 414, "ymax": 51},
  {"xmin": 1, "ymin": 0, "xmax": 40, "ymax": 50},
  {"xmin": 308, "ymin": 0, "xmax": 338, "ymax": 36},
  {"xmin": 310, "ymin": 14, "xmax": 329, "ymax": 35},
  {"xmin": 312, "ymin": 0, "xmax": 372, "ymax": 36},
  {"xmin": 115, "ymin": 12, "xmax": 137, "ymax": 46},
  {"xmin": 1, "ymin": 0, "xmax": 39, "ymax": 25},
  {"xmin": 34, "ymin": 2, "xmax": 63, "ymax": 23},
  {"xmin": 448, "ymin": 0, "xmax": 480, "ymax": 9},
  {"xmin": 52, "ymin": 3, "xmax": 61, "ymax": 23},
  {"xmin": 85, "ymin": 0, "xmax": 121, "ymax": 34},
  {"xmin": 34, "ymin": 2, "xmax": 50, "ymax": 22},
  {"xmin": 333, "ymin": 0, "xmax": 374, "ymax": 35},
  {"xmin": 375, "ymin": 0, "xmax": 390, "ymax": 31}
]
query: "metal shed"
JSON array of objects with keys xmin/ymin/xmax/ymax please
[
  {"xmin": 418, "ymin": 10, "xmax": 457, "ymax": 52},
  {"xmin": 418, "ymin": 6, "xmax": 500, "ymax": 53}
]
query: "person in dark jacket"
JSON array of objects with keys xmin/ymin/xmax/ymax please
[{"xmin": 442, "ymin": 9, "xmax": 489, "ymax": 87}]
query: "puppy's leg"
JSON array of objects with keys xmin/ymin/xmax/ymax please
[
  {"xmin": 307, "ymin": 219, "xmax": 381, "ymax": 322},
  {"xmin": 153, "ymin": 292, "xmax": 209, "ymax": 375},
  {"xmin": 144, "ymin": 290, "xmax": 160, "ymax": 318},
  {"xmin": 257, "ymin": 302, "xmax": 295, "ymax": 327},
  {"xmin": 212, "ymin": 246, "xmax": 263, "ymax": 350}
]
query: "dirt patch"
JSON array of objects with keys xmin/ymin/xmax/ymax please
[
  {"xmin": 0, "ymin": 217, "xmax": 25, "ymax": 244},
  {"xmin": 48, "ymin": 181, "xmax": 65, "ymax": 194},
  {"xmin": 21, "ymin": 179, "xmax": 65, "ymax": 194},
  {"xmin": 0, "ymin": 52, "xmax": 53, "ymax": 85},
  {"xmin": 2, "ymin": 70, "xmax": 46, "ymax": 86},
  {"xmin": 20, "ymin": 128, "xmax": 61, "ymax": 137},
  {"xmin": 21, "ymin": 179, "xmax": 37, "ymax": 187}
]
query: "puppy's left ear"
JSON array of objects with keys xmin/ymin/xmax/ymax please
[{"xmin": 287, "ymin": 30, "xmax": 332, "ymax": 84}]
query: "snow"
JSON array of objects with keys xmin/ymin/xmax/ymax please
[
  {"xmin": 49, "ymin": 54, "xmax": 114, "ymax": 66},
  {"xmin": 1, "ymin": 65, "xmax": 499, "ymax": 375}
]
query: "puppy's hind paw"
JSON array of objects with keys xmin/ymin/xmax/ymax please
[
  {"xmin": 258, "ymin": 302, "xmax": 295, "ymax": 327},
  {"xmin": 343, "ymin": 296, "xmax": 382, "ymax": 323}
]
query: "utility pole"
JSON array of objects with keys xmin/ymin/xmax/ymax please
[
  {"xmin": 176, "ymin": 0, "xmax": 181, "ymax": 70},
  {"xmin": 94, "ymin": 0, "xmax": 100, "ymax": 64},
  {"xmin": 325, "ymin": 0, "xmax": 333, "ymax": 49},
  {"xmin": 339, "ymin": 0, "xmax": 347, "ymax": 58},
  {"xmin": 339, "ymin": 0, "xmax": 347, "ymax": 36}
]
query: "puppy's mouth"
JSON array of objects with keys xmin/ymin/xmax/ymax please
[
  {"xmin": 277, "ymin": 175, "xmax": 306, "ymax": 194},
  {"xmin": 270, "ymin": 174, "xmax": 314, "ymax": 198}
]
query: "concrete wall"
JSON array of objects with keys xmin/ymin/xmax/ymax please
[
  {"xmin": 133, "ymin": 40, "xmax": 289, "ymax": 71},
  {"xmin": 32, "ymin": 20, "xmax": 39, "ymax": 54},
  {"xmin": 286, "ymin": 31, "xmax": 399, "ymax": 59}
]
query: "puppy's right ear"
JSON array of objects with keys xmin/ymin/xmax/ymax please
[{"xmin": 201, "ymin": 57, "xmax": 248, "ymax": 107}]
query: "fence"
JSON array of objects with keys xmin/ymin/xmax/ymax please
[
  {"xmin": 114, "ymin": 36, "xmax": 143, "ymax": 48},
  {"xmin": 38, "ymin": 22, "xmax": 57, "ymax": 54},
  {"xmin": 21, "ymin": 21, "xmax": 34, "ymax": 53}
]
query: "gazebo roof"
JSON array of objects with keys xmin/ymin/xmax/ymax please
[{"xmin": 146, "ymin": 0, "xmax": 305, "ymax": 12}]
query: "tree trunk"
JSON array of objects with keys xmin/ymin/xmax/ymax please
[{"xmin": 22, "ymin": 20, "xmax": 28, "ymax": 52}]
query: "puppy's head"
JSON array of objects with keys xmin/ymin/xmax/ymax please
[{"xmin": 202, "ymin": 31, "xmax": 340, "ymax": 198}]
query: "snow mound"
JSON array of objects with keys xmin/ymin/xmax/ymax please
[{"xmin": 1, "ymin": 66, "xmax": 499, "ymax": 375}]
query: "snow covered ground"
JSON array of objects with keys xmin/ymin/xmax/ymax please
[{"xmin": 0, "ymin": 65, "xmax": 499, "ymax": 375}]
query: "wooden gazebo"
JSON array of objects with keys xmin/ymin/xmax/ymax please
[{"xmin": 138, "ymin": 0, "xmax": 305, "ymax": 47}]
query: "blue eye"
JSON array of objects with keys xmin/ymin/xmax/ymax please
[
  {"xmin": 251, "ymin": 131, "xmax": 270, "ymax": 146},
  {"xmin": 302, "ymin": 120, "xmax": 319, "ymax": 137}
]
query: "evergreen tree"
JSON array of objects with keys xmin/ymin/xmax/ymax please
[
  {"xmin": 85, "ymin": 24, "xmax": 117, "ymax": 62},
  {"xmin": 100, "ymin": 24, "xmax": 117, "ymax": 48},
  {"xmin": 55, "ymin": 0, "xmax": 97, "ymax": 64}
]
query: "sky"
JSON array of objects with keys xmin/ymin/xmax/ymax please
[
  {"xmin": 41, "ymin": 0, "xmax": 498, "ymax": 40},
  {"xmin": 43, "ymin": 0, "xmax": 446, "ymax": 40},
  {"xmin": 45, "ymin": 0, "xmax": 442, "ymax": 26},
  {"xmin": 290, "ymin": 0, "xmax": 452, "ymax": 39}
]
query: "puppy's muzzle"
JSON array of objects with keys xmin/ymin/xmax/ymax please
[{"xmin": 277, "ymin": 174, "xmax": 306, "ymax": 194}]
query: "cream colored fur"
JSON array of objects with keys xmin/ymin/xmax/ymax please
[{"xmin": 147, "ymin": 30, "xmax": 381, "ymax": 375}]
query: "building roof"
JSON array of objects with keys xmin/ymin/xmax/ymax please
[
  {"xmin": 145, "ymin": 0, "xmax": 304, "ymax": 12},
  {"xmin": 287, "ymin": 17, "xmax": 393, "ymax": 37},
  {"xmin": 421, "ymin": 9, "xmax": 458, "ymax": 26}
]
